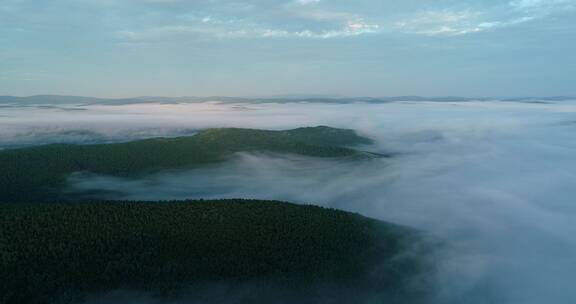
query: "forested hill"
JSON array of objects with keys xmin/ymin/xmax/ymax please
[
  {"xmin": 0, "ymin": 126, "xmax": 373, "ymax": 202},
  {"xmin": 0, "ymin": 199, "xmax": 428, "ymax": 304}
]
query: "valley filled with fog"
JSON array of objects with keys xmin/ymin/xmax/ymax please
[{"xmin": 2, "ymin": 99, "xmax": 576, "ymax": 303}]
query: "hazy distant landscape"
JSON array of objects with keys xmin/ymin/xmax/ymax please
[
  {"xmin": 2, "ymin": 0, "xmax": 576, "ymax": 302},
  {"xmin": 2, "ymin": 96, "xmax": 576, "ymax": 303}
]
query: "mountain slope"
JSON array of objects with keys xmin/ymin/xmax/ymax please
[
  {"xmin": 0, "ymin": 199, "xmax": 428, "ymax": 304},
  {"xmin": 0, "ymin": 126, "xmax": 373, "ymax": 202}
]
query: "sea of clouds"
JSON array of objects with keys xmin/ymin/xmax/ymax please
[{"xmin": 2, "ymin": 100, "xmax": 576, "ymax": 303}]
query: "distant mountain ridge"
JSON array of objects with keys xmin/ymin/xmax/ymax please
[{"xmin": 1, "ymin": 94, "xmax": 574, "ymax": 105}]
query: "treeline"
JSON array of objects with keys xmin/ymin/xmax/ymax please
[
  {"xmin": 0, "ymin": 126, "xmax": 370, "ymax": 202},
  {"xmin": 0, "ymin": 199, "xmax": 424, "ymax": 304}
]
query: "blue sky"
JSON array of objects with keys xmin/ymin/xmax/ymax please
[{"xmin": 1, "ymin": 0, "xmax": 575, "ymax": 97}]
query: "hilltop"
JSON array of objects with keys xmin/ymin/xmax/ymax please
[
  {"xmin": 0, "ymin": 199, "xmax": 429, "ymax": 304},
  {"xmin": 0, "ymin": 126, "xmax": 373, "ymax": 202}
]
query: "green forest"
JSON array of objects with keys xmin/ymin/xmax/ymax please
[
  {"xmin": 0, "ymin": 199, "xmax": 427, "ymax": 304},
  {"xmin": 0, "ymin": 126, "xmax": 373, "ymax": 202},
  {"xmin": 0, "ymin": 126, "xmax": 431, "ymax": 303}
]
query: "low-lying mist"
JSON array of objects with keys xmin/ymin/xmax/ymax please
[{"xmin": 3, "ymin": 100, "xmax": 576, "ymax": 303}]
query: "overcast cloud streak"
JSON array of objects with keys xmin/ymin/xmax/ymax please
[{"xmin": 1, "ymin": 1, "xmax": 575, "ymax": 99}]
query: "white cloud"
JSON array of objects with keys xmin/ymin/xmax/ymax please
[
  {"xmin": 394, "ymin": 0, "xmax": 575, "ymax": 37},
  {"xmin": 510, "ymin": 0, "xmax": 575, "ymax": 10},
  {"xmin": 256, "ymin": 20, "xmax": 379, "ymax": 39},
  {"xmin": 294, "ymin": 0, "xmax": 321, "ymax": 5},
  {"xmin": 395, "ymin": 0, "xmax": 575, "ymax": 37},
  {"xmin": 118, "ymin": 19, "xmax": 379, "ymax": 40},
  {"xmin": 395, "ymin": 11, "xmax": 486, "ymax": 36},
  {"xmin": 113, "ymin": 0, "xmax": 381, "ymax": 43},
  {"xmin": 116, "ymin": 7, "xmax": 380, "ymax": 42},
  {"xmin": 113, "ymin": 0, "xmax": 574, "ymax": 42}
]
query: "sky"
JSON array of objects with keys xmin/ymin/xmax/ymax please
[{"xmin": 0, "ymin": 0, "xmax": 575, "ymax": 98}]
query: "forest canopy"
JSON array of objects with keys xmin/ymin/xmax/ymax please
[
  {"xmin": 0, "ymin": 199, "xmax": 428, "ymax": 304},
  {"xmin": 0, "ymin": 126, "xmax": 374, "ymax": 202}
]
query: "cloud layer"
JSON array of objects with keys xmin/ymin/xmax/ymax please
[
  {"xmin": 3, "ymin": 99, "xmax": 576, "ymax": 302},
  {"xmin": 108, "ymin": 0, "xmax": 576, "ymax": 40},
  {"xmin": 2, "ymin": 0, "xmax": 574, "ymax": 43},
  {"xmin": 2, "ymin": 0, "xmax": 575, "ymax": 97}
]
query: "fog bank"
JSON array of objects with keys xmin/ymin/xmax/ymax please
[{"xmin": 3, "ymin": 100, "xmax": 576, "ymax": 303}]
